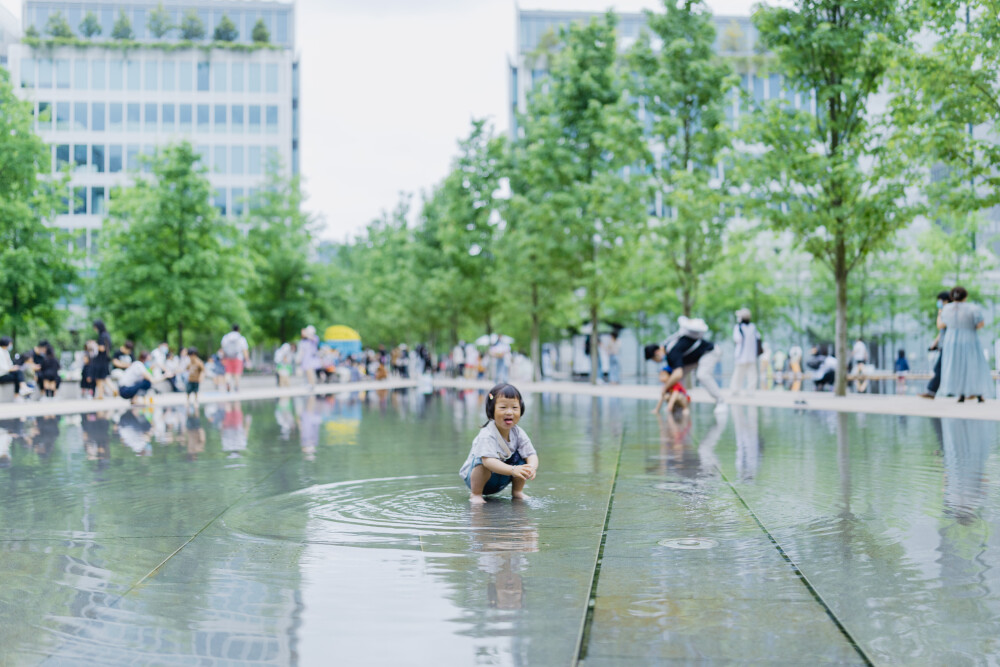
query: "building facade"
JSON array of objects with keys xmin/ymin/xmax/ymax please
[
  {"xmin": 7, "ymin": 0, "xmax": 299, "ymax": 260},
  {"xmin": 0, "ymin": 3, "xmax": 20, "ymax": 66}
]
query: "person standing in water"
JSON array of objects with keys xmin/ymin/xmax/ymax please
[{"xmin": 459, "ymin": 383, "xmax": 539, "ymax": 505}]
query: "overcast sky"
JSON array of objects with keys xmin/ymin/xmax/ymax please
[{"xmin": 1, "ymin": 0, "xmax": 756, "ymax": 241}]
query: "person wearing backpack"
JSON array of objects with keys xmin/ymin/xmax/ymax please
[
  {"xmin": 731, "ymin": 308, "xmax": 762, "ymax": 396},
  {"xmin": 644, "ymin": 316, "xmax": 725, "ymax": 409},
  {"xmin": 219, "ymin": 325, "xmax": 250, "ymax": 392}
]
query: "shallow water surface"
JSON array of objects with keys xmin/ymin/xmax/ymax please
[{"xmin": 0, "ymin": 390, "xmax": 998, "ymax": 665}]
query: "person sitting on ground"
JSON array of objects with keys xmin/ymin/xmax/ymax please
[{"xmin": 119, "ymin": 351, "xmax": 158, "ymax": 404}]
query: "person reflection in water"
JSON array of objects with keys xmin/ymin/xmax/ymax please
[
  {"xmin": 471, "ymin": 502, "xmax": 539, "ymax": 610},
  {"xmin": 460, "ymin": 383, "xmax": 539, "ymax": 505}
]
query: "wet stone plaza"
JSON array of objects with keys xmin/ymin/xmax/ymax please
[{"xmin": 1, "ymin": 389, "xmax": 999, "ymax": 665}]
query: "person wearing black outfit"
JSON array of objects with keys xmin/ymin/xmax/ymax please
[
  {"xmin": 920, "ymin": 290, "xmax": 952, "ymax": 399},
  {"xmin": 92, "ymin": 320, "xmax": 112, "ymax": 399},
  {"xmin": 644, "ymin": 316, "xmax": 725, "ymax": 406},
  {"xmin": 34, "ymin": 341, "xmax": 61, "ymax": 399}
]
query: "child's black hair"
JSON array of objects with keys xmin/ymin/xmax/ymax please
[
  {"xmin": 482, "ymin": 383, "xmax": 525, "ymax": 427},
  {"xmin": 644, "ymin": 344, "xmax": 661, "ymax": 361}
]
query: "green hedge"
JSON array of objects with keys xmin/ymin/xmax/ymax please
[{"xmin": 22, "ymin": 36, "xmax": 282, "ymax": 54}]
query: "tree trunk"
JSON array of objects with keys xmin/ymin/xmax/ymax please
[
  {"xmin": 682, "ymin": 288, "xmax": 692, "ymax": 318},
  {"xmin": 589, "ymin": 302, "xmax": 599, "ymax": 385},
  {"xmin": 530, "ymin": 284, "xmax": 541, "ymax": 382},
  {"xmin": 834, "ymin": 238, "xmax": 849, "ymax": 397}
]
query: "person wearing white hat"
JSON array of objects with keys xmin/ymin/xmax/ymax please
[
  {"xmin": 644, "ymin": 316, "xmax": 724, "ymax": 406},
  {"xmin": 731, "ymin": 308, "xmax": 760, "ymax": 396}
]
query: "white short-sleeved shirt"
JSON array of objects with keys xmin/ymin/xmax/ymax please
[{"xmin": 459, "ymin": 421, "xmax": 537, "ymax": 480}]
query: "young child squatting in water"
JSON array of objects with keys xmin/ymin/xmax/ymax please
[{"xmin": 459, "ymin": 383, "xmax": 539, "ymax": 505}]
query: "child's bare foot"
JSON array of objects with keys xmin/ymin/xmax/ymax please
[
  {"xmin": 469, "ymin": 495, "xmax": 487, "ymax": 505},
  {"xmin": 512, "ymin": 491, "xmax": 530, "ymax": 500}
]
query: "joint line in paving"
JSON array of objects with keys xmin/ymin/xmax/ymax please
[
  {"xmin": 716, "ymin": 466, "xmax": 874, "ymax": 667},
  {"xmin": 573, "ymin": 426, "xmax": 626, "ymax": 666},
  {"xmin": 39, "ymin": 454, "xmax": 297, "ymax": 665}
]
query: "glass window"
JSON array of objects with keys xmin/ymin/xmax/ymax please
[
  {"xmin": 232, "ymin": 187, "xmax": 244, "ymax": 216},
  {"xmin": 74, "ymin": 144, "xmax": 87, "ymax": 168},
  {"xmin": 73, "ymin": 59, "xmax": 87, "ymax": 89},
  {"xmin": 109, "ymin": 103, "xmax": 123, "ymax": 131},
  {"xmin": 20, "ymin": 57, "xmax": 35, "ymax": 88},
  {"xmin": 37, "ymin": 101, "xmax": 52, "ymax": 131},
  {"xmin": 179, "ymin": 61, "xmax": 193, "ymax": 91},
  {"xmin": 265, "ymin": 105, "xmax": 278, "ymax": 134},
  {"xmin": 134, "ymin": 9, "xmax": 146, "ymax": 40},
  {"xmin": 91, "ymin": 59, "xmax": 105, "ymax": 90},
  {"xmin": 214, "ymin": 104, "xmax": 227, "ymax": 132},
  {"xmin": 197, "ymin": 61, "xmax": 209, "ymax": 91},
  {"xmin": 127, "ymin": 60, "xmax": 140, "ymax": 90},
  {"xmin": 267, "ymin": 146, "xmax": 279, "ymax": 168},
  {"xmin": 769, "ymin": 74, "xmax": 781, "ymax": 100},
  {"xmin": 231, "ymin": 63, "xmax": 244, "ymax": 92},
  {"xmin": 109, "ymin": 61, "xmax": 123, "ymax": 90},
  {"xmin": 101, "ymin": 8, "xmax": 113, "ymax": 35},
  {"xmin": 91, "ymin": 187, "xmax": 106, "ymax": 215},
  {"xmin": 143, "ymin": 145, "xmax": 154, "ymax": 173},
  {"xmin": 196, "ymin": 144, "xmax": 209, "ymax": 166},
  {"xmin": 145, "ymin": 103, "xmax": 158, "ymax": 130},
  {"xmin": 92, "ymin": 145, "xmax": 105, "ymax": 173},
  {"xmin": 56, "ymin": 144, "xmax": 70, "ymax": 170},
  {"xmin": 109, "ymin": 145, "xmax": 123, "ymax": 172},
  {"xmin": 214, "ymin": 145, "xmax": 227, "ymax": 173},
  {"xmin": 56, "ymin": 59, "xmax": 70, "ymax": 89},
  {"xmin": 144, "ymin": 60, "xmax": 158, "ymax": 91},
  {"xmin": 56, "ymin": 102, "xmax": 70, "ymax": 130},
  {"xmin": 197, "ymin": 104, "xmax": 210, "ymax": 132},
  {"xmin": 161, "ymin": 60, "xmax": 175, "ymax": 91},
  {"xmin": 231, "ymin": 146, "xmax": 244, "ymax": 174},
  {"xmin": 74, "ymin": 186, "xmax": 87, "ymax": 214},
  {"xmin": 752, "ymin": 74, "xmax": 765, "ymax": 104},
  {"xmin": 74, "ymin": 102, "xmax": 88, "ymax": 130},
  {"xmin": 231, "ymin": 105, "xmax": 244, "ymax": 132},
  {"xmin": 214, "ymin": 188, "xmax": 227, "ymax": 216},
  {"xmin": 265, "ymin": 63, "xmax": 278, "ymax": 93},
  {"xmin": 126, "ymin": 144, "xmax": 140, "ymax": 171},
  {"xmin": 38, "ymin": 58, "xmax": 52, "ymax": 88},
  {"xmin": 162, "ymin": 104, "xmax": 175, "ymax": 130},
  {"xmin": 127, "ymin": 103, "xmax": 140, "ymax": 131},
  {"xmin": 248, "ymin": 105, "xmax": 261, "ymax": 133},
  {"xmin": 248, "ymin": 63, "xmax": 261, "ymax": 92},
  {"xmin": 213, "ymin": 62, "xmax": 226, "ymax": 92},
  {"xmin": 249, "ymin": 145, "xmax": 261, "ymax": 175},
  {"xmin": 92, "ymin": 102, "xmax": 106, "ymax": 131},
  {"xmin": 276, "ymin": 11, "xmax": 288, "ymax": 44},
  {"xmin": 179, "ymin": 104, "xmax": 192, "ymax": 131}
]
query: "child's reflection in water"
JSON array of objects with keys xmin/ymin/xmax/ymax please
[{"xmin": 470, "ymin": 502, "xmax": 539, "ymax": 611}]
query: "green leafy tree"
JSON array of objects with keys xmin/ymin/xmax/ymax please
[
  {"xmin": 147, "ymin": 3, "xmax": 173, "ymax": 39},
  {"xmin": 45, "ymin": 11, "xmax": 73, "ymax": 38},
  {"xmin": 179, "ymin": 10, "xmax": 205, "ymax": 41},
  {"xmin": 0, "ymin": 71, "xmax": 76, "ymax": 348},
  {"xmin": 79, "ymin": 11, "xmax": 102, "ymax": 38},
  {"xmin": 916, "ymin": 211, "xmax": 997, "ymax": 305},
  {"xmin": 252, "ymin": 18, "xmax": 270, "ymax": 44},
  {"xmin": 111, "ymin": 10, "xmax": 134, "ymax": 40},
  {"xmin": 24, "ymin": 25, "xmax": 39, "ymax": 39},
  {"xmin": 741, "ymin": 0, "xmax": 922, "ymax": 395},
  {"xmin": 213, "ymin": 14, "xmax": 239, "ymax": 42},
  {"xmin": 540, "ymin": 13, "xmax": 649, "ymax": 383},
  {"xmin": 91, "ymin": 143, "xmax": 249, "ymax": 348},
  {"xmin": 338, "ymin": 196, "xmax": 423, "ymax": 345},
  {"xmin": 246, "ymin": 166, "xmax": 330, "ymax": 345},
  {"xmin": 629, "ymin": 0, "xmax": 736, "ymax": 317}
]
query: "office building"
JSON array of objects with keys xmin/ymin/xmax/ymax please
[
  {"xmin": 7, "ymin": 0, "xmax": 300, "ymax": 258},
  {"xmin": 0, "ymin": 3, "xmax": 20, "ymax": 66}
]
